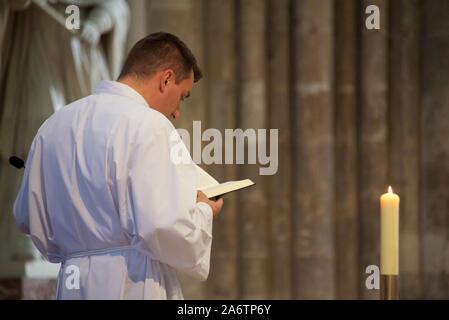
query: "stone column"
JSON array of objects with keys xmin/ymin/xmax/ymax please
[
  {"xmin": 236, "ymin": 0, "xmax": 269, "ymax": 299},
  {"xmin": 291, "ymin": 0, "xmax": 336, "ymax": 299},
  {"xmin": 267, "ymin": 0, "xmax": 292, "ymax": 299},
  {"xmin": 420, "ymin": 0, "xmax": 449, "ymax": 299},
  {"xmin": 389, "ymin": 0, "xmax": 422, "ymax": 300},
  {"xmin": 358, "ymin": 0, "xmax": 389, "ymax": 300},
  {"xmin": 334, "ymin": 0, "xmax": 359, "ymax": 300},
  {"xmin": 204, "ymin": 0, "xmax": 238, "ymax": 299}
]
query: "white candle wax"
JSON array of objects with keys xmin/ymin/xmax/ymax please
[{"xmin": 380, "ymin": 186, "xmax": 400, "ymax": 275}]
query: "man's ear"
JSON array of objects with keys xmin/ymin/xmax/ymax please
[{"xmin": 160, "ymin": 69, "xmax": 174, "ymax": 93}]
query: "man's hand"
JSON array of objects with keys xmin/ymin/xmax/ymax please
[{"xmin": 197, "ymin": 191, "xmax": 223, "ymax": 218}]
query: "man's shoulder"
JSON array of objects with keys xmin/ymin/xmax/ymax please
[
  {"xmin": 34, "ymin": 96, "xmax": 88, "ymax": 134},
  {"xmin": 38, "ymin": 92, "xmax": 174, "ymax": 142},
  {"xmin": 134, "ymin": 109, "xmax": 176, "ymax": 142},
  {"xmin": 90, "ymin": 90, "xmax": 169, "ymax": 129},
  {"xmin": 124, "ymin": 103, "xmax": 174, "ymax": 134}
]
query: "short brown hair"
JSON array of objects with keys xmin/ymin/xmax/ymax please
[{"xmin": 118, "ymin": 32, "xmax": 202, "ymax": 83}]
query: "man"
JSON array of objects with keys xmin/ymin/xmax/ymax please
[{"xmin": 13, "ymin": 32, "xmax": 223, "ymax": 299}]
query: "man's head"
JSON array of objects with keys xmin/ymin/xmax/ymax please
[{"xmin": 118, "ymin": 32, "xmax": 202, "ymax": 120}]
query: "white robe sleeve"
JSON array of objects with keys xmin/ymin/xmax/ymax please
[
  {"xmin": 126, "ymin": 121, "xmax": 213, "ymax": 281},
  {"xmin": 13, "ymin": 133, "xmax": 62, "ymax": 263}
]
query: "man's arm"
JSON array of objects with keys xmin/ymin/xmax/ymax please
[
  {"xmin": 197, "ymin": 190, "xmax": 223, "ymax": 218},
  {"xmin": 126, "ymin": 120, "xmax": 222, "ymax": 280},
  {"xmin": 13, "ymin": 134, "xmax": 62, "ymax": 263}
]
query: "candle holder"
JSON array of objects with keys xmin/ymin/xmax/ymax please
[{"xmin": 381, "ymin": 275, "xmax": 399, "ymax": 300}]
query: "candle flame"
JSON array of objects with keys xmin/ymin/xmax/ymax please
[{"xmin": 388, "ymin": 186, "xmax": 393, "ymax": 193}]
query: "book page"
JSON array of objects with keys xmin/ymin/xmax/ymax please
[
  {"xmin": 201, "ymin": 179, "xmax": 255, "ymax": 199},
  {"xmin": 196, "ymin": 165, "xmax": 219, "ymax": 189}
]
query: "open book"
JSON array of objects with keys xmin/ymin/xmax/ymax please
[{"xmin": 196, "ymin": 165, "xmax": 255, "ymax": 199}]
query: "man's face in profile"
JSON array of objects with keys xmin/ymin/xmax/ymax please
[{"xmin": 160, "ymin": 70, "xmax": 194, "ymax": 121}]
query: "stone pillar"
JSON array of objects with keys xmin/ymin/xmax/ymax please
[
  {"xmin": 236, "ymin": 0, "xmax": 269, "ymax": 299},
  {"xmin": 358, "ymin": 0, "xmax": 389, "ymax": 300},
  {"xmin": 204, "ymin": 0, "xmax": 238, "ymax": 299},
  {"xmin": 420, "ymin": 0, "xmax": 449, "ymax": 300},
  {"xmin": 267, "ymin": 0, "xmax": 292, "ymax": 299},
  {"xmin": 334, "ymin": 0, "xmax": 359, "ymax": 300},
  {"xmin": 389, "ymin": 0, "xmax": 422, "ymax": 300},
  {"xmin": 291, "ymin": 0, "xmax": 335, "ymax": 299}
]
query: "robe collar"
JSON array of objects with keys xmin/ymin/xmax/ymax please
[{"xmin": 93, "ymin": 80, "xmax": 150, "ymax": 109}]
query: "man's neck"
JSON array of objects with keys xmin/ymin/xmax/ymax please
[{"xmin": 118, "ymin": 77, "xmax": 154, "ymax": 108}]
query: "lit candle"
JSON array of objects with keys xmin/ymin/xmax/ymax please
[{"xmin": 380, "ymin": 186, "xmax": 400, "ymax": 275}]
